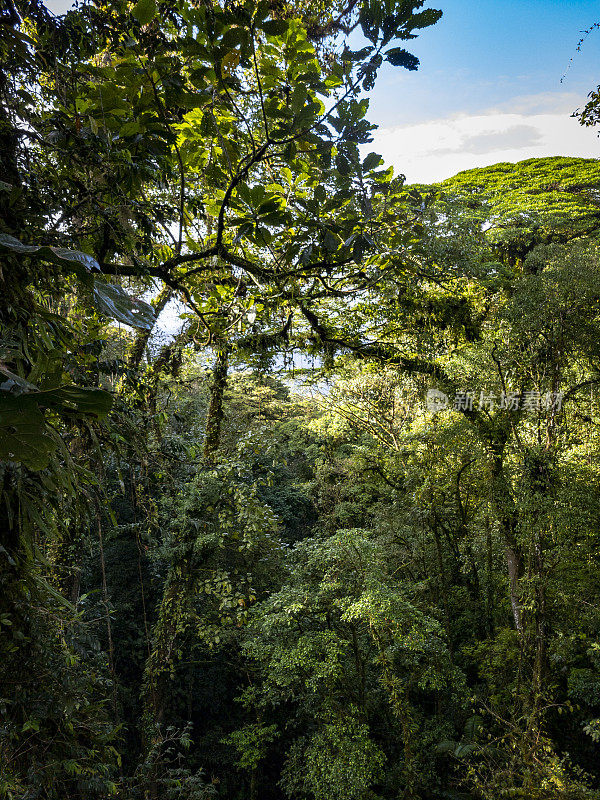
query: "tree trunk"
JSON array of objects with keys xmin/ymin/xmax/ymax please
[
  {"xmin": 127, "ymin": 284, "xmax": 173, "ymax": 372},
  {"xmin": 141, "ymin": 348, "xmax": 230, "ymax": 795},
  {"xmin": 485, "ymin": 516, "xmax": 495, "ymax": 637},
  {"xmin": 203, "ymin": 346, "xmax": 229, "ymax": 461},
  {"xmin": 489, "ymin": 450, "xmax": 523, "ymax": 633}
]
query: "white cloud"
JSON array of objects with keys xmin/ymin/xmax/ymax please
[
  {"xmin": 370, "ymin": 102, "xmax": 600, "ymax": 185},
  {"xmin": 44, "ymin": 0, "xmax": 73, "ymax": 13},
  {"xmin": 487, "ymin": 91, "xmax": 586, "ymax": 116}
]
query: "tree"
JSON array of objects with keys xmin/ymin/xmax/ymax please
[
  {"xmin": 436, "ymin": 156, "xmax": 600, "ymax": 265},
  {"xmin": 1, "ymin": 0, "xmax": 443, "ymax": 564},
  {"xmin": 1, "ymin": 0, "xmax": 444, "ymax": 796},
  {"xmin": 573, "ymin": 22, "xmax": 600, "ymax": 134},
  {"xmin": 292, "ymin": 157, "xmax": 600, "ymax": 798},
  {"xmin": 237, "ymin": 527, "xmax": 457, "ymax": 800}
]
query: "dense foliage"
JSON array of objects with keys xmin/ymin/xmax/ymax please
[{"xmin": 2, "ymin": 1, "xmax": 600, "ymax": 798}]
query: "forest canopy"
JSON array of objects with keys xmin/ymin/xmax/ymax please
[{"xmin": 2, "ymin": 1, "xmax": 600, "ymax": 799}]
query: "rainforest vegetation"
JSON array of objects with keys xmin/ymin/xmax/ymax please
[{"xmin": 2, "ymin": 1, "xmax": 600, "ymax": 798}]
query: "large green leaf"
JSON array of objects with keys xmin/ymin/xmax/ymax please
[
  {"xmin": 0, "ymin": 365, "xmax": 37, "ymax": 393},
  {"xmin": 362, "ymin": 152, "xmax": 383, "ymax": 172},
  {"xmin": 0, "ymin": 385, "xmax": 112, "ymax": 469},
  {"xmin": 463, "ymin": 715, "xmax": 483, "ymax": 741},
  {"xmin": 0, "ymin": 233, "xmax": 100, "ymax": 275},
  {"xmin": 0, "ymin": 394, "xmax": 58, "ymax": 470},
  {"xmin": 93, "ymin": 280, "xmax": 156, "ymax": 329},
  {"xmin": 132, "ymin": 0, "xmax": 157, "ymax": 24},
  {"xmin": 0, "ymin": 235, "xmax": 154, "ymax": 327},
  {"xmin": 36, "ymin": 386, "xmax": 113, "ymax": 418}
]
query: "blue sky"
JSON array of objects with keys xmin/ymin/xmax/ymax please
[
  {"xmin": 367, "ymin": 0, "xmax": 600, "ymax": 181},
  {"xmin": 44, "ymin": 0, "xmax": 600, "ymax": 182},
  {"xmin": 370, "ymin": 0, "xmax": 599, "ymax": 125}
]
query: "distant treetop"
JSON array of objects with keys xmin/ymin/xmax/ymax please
[{"xmin": 429, "ymin": 156, "xmax": 600, "ymax": 264}]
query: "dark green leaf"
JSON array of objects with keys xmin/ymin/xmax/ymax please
[
  {"xmin": 93, "ymin": 280, "xmax": 156, "ymax": 329},
  {"xmin": 132, "ymin": 0, "xmax": 157, "ymax": 24},
  {"xmin": 0, "ymin": 233, "xmax": 100, "ymax": 275},
  {"xmin": 335, "ymin": 154, "xmax": 351, "ymax": 176},
  {"xmin": 36, "ymin": 386, "xmax": 113, "ymax": 418},
  {"xmin": 0, "ymin": 393, "xmax": 57, "ymax": 470},
  {"xmin": 260, "ymin": 20, "xmax": 288, "ymax": 36},
  {"xmin": 385, "ymin": 48, "xmax": 420, "ymax": 70},
  {"xmin": 362, "ymin": 152, "xmax": 383, "ymax": 171},
  {"xmin": 409, "ymin": 9, "xmax": 443, "ymax": 30},
  {"xmin": 323, "ymin": 230, "xmax": 339, "ymax": 252}
]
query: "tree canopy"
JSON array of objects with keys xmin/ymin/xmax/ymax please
[{"xmin": 2, "ymin": 2, "xmax": 600, "ymax": 799}]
